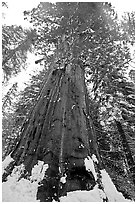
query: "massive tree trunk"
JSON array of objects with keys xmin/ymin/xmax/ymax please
[
  {"xmin": 3, "ymin": 61, "xmax": 131, "ymax": 202},
  {"xmin": 115, "ymin": 120, "xmax": 135, "ymax": 183},
  {"xmin": 2, "ymin": 62, "xmax": 105, "ymax": 201}
]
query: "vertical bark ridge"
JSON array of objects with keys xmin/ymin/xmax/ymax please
[
  {"xmin": 21, "ymin": 70, "xmax": 64, "ymax": 168},
  {"xmin": 11, "ymin": 66, "xmax": 55, "ymax": 159},
  {"xmin": 59, "ymin": 74, "xmax": 68, "ymax": 175}
]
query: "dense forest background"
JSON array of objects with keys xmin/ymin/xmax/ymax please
[{"xmin": 2, "ymin": 2, "xmax": 135, "ymax": 200}]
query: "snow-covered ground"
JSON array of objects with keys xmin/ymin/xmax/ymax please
[{"xmin": 2, "ymin": 155, "xmax": 132, "ymax": 202}]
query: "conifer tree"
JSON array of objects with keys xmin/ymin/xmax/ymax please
[
  {"xmin": 2, "ymin": 25, "xmax": 37, "ymax": 82},
  {"xmin": 2, "ymin": 2, "xmax": 135, "ymax": 202}
]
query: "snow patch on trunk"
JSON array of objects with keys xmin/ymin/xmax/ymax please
[
  {"xmin": 101, "ymin": 169, "xmax": 131, "ymax": 202},
  {"xmin": 60, "ymin": 174, "xmax": 67, "ymax": 184},
  {"xmin": 92, "ymin": 154, "xmax": 98, "ymax": 163},
  {"xmin": 30, "ymin": 161, "xmax": 49, "ymax": 182},
  {"xmin": 8, "ymin": 163, "xmax": 25, "ymax": 181},
  {"xmin": 2, "ymin": 154, "xmax": 14, "ymax": 174},
  {"xmin": 84, "ymin": 156, "xmax": 97, "ymax": 180}
]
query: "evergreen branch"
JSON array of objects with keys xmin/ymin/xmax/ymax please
[{"xmin": 121, "ymin": 57, "xmax": 135, "ymax": 67}]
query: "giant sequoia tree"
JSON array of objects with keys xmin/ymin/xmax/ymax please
[{"xmin": 2, "ymin": 2, "xmax": 135, "ymax": 202}]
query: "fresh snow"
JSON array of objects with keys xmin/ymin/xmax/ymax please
[
  {"xmin": 2, "ymin": 177, "xmax": 40, "ymax": 202},
  {"xmin": 30, "ymin": 161, "xmax": 49, "ymax": 182},
  {"xmin": 2, "ymin": 156, "xmax": 132, "ymax": 202},
  {"xmin": 71, "ymin": 104, "xmax": 75, "ymax": 110},
  {"xmin": 92, "ymin": 154, "xmax": 98, "ymax": 163},
  {"xmin": 3, "ymin": 179, "xmax": 131, "ymax": 202},
  {"xmin": 60, "ymin": 181, "xmax": 131, "ymax": 202},
  {"xmin": 100, "ymin": 106, "xmax": 106, "ymax": 112},
  {"xmin": 2, "ymin": 160, "xmax": 49, "ymax": 202},
  {"xmin": 84, "ymin": 156, "xmax": 97, "ymax": 180},
  {"xmin": 2, "ymin": 163, "xmax": 39, "ymax": 202},
  {"xmin": 60, "ymin": 174, "xmax": 67, "ymax": 184},
  {"xmin": 101, "ymin": 169, "xmax": 131, "ymax": 202},
  {"xmin": 60, "ymin": 169, "xmax": 132, "ymax": 202},
  {"xmin": 100, "ymin": 121, "xmax": 105, "ymax": 126},
  {"xmin": 2, "ymin": 154, "xmax": 14, "ymax": 174},
  {"xmin": 60, "ymin": 186, "xmax": 103, "ymax": 202},
  {"xmin": 9, "ymin": 163, "xmax": 26, "ymax": 181}
]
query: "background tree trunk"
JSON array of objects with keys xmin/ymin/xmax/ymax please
[{"xmin": 115, "ymin": 120, "xmax": 135, "ymax": 183}]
